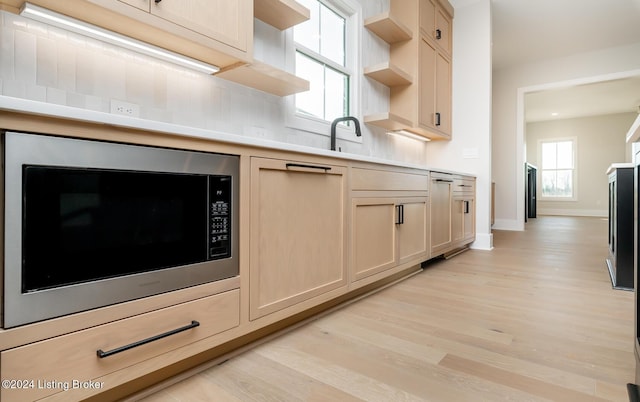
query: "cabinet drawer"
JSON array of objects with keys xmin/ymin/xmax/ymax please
[
  {"xmin": 352, "ymin": 167, "xmax": 428, "ymax": 191},
  {"xmin": 453, "ymin": 177, "xmax": 475, "ymax": 194},
  {"xmin": 1, "ymin": 289, "xmax": 239, "ymax": 401}
]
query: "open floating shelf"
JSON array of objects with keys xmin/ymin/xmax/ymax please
[
  {"xmin": 215, "ymin": 61, "xmax": 309, "ymax": 96},
  {"xmin": 364, "ymin": 12, "xmax": 413, "ymax": 44},
  {"xmin": 254, "ymin": 0, "xmax": 310, "ymax": 30},
  {"xmin": 364, "ymin": 62, "xmax": 412, "ymax": 87},
  {"xmin": 364, "ymin": 112, "xmax": 413, "ymax": 131}
]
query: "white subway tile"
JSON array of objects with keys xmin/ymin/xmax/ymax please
[
  {"xmin": 25, "ymin": 83, "xmax": 46, "ymax": 101},
  {"xmin": 3, "ymin": 79, "xmax": 25, "ymax": 98},
  {"xmin": 46, "ymin": 87, "xmax": 66, "ymax": 105},
  {"xmin": 0, "ymin": 25, "xmax": 15, "ymax": 80},
  {"xmin": 36, "ymin": 36, "xmax": 57, "ymax": 87},
  {"xmin": 14, "ymin": 29, "xmax": 37, "ymax": 84}
]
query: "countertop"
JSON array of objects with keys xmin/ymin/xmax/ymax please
[
  {"xmin": 606, "ymin": 163, "xmax": 634, "ymax": 175},
  {"xmin": 0, "ymin": 96, "xmax": 473, "ymax": 177}
]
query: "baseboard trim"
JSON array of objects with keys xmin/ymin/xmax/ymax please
[
  {"xmin": 492, "ymin": 219, "xmax": 523, "ymax": 231},
  {"xmin": 537, "ymin": 208, "xmax": 607, "ymax": 217},
  {"xmin": 471, "ymin": 233, "xmax": 493, "ymax": 250}
]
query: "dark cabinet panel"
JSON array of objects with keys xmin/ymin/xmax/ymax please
[{"xmin": 607, "ymin": 166, "xmax": 634, "ymax": 289}]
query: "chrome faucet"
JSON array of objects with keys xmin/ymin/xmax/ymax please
[{"xmin": 330, "ymin": 116, "xmax": 361, "ymax": 151}]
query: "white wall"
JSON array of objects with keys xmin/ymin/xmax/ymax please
[
  {"xmin": 492, "ymin": 42, "xmax": 640, "ymax": 230},
  {"xmin": 428, "ymin": 0, "xmax": 493, "ymax": 250},
  {"xmin": 526, "ymin": 112, "xmax": 634, "ymax": 217}
]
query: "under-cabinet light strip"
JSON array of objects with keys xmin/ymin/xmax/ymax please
[
  {"xmin": 387, "ymin": 129, "xmax": 431, "ymax": 142},
  {"xmin": 20, "ymin": 3, "xmax": 220, "ymax": 74}
]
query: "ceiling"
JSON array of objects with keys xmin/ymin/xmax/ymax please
[{"xmin": 487, "ymin": 0, "xmax": 640, "ymax": 122}]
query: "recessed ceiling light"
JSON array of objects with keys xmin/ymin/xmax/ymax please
[{"xmin": 551, "ymin": 112, "xmax": 559, "ymax": 116}]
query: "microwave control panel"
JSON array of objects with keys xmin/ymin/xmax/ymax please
[{"xmin": 208, "ymin": 176, "xmax": 232, "ymax": 259}]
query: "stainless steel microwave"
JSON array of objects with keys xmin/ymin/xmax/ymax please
[{"xmin": 2, "ymin": 132, "xmax": 239, "ymax": 328}]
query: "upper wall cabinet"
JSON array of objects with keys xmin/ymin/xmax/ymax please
[
  {"xmin": 420, "ymin": 0, "xmax": 452, "ymax": 57},
  {"xmin": 1, "ymin": 0, "xmax": 253, "ymax": 69},
  {"xmin": 364, "ymin": 0, "xmax": 453, "ymax": 141}
]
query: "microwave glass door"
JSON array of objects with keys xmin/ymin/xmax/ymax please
[{"xmin": 22, "ymin": 166, "xmax": 209, "ymax": 292}]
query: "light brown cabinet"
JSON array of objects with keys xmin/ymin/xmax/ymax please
[
  {"xmin": 420, "ymin": 0, "xmax": 452, "ymax": 56},
  {"xmin": 431, "ymin": 173, "xmax": 476, "ymax": 256},
  {"xmin": 1, "ymin": 0, "xmax": 252, "ymax": 69},
  {"xmin": 351, "ymin": 197, "xmax": 428, "ymax": 282},
  {"xmin": 418, "ymin": 37, "xmax": 451, "ymax": 137},
  {"xmin": 430, "ymin": 173, "xmax": 453, "ymax": 255},
  {"xmin": 452, "ymin": 177, "xmax": 476, "ymax": 248},
  {"xmin": 350, "ymin": 167, "xmax": 429, "ymax": 283},
  {"xmin": 249, "ymin": 158, "xmax": 348, "ymax": 320},
  {"xmin": 1, "ymin": 289, "xmax": 240, "ymax": 401},
  {"xmin": 126, "ymin": 0, "xmax": 249, "ymax": 52},
  {"xmin": 364, "ymin": 0, "xmax": 453, "ymax": 141}
]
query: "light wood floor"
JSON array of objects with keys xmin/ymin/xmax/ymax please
[{"xmin": 140, "ymin": 216, "xmax": 635, "ymax": 401}]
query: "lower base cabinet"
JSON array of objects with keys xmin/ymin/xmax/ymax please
[
  {"xmin": 452, "ymin": 176, "xmax": 476, "ymax": 248},
  {"xmin": 0, "ymin": 289, "xmax": 240, "ymax": 402},
  {"xmin": 431, "ymin": 172, "xmax": 476, "ymax": 256},
  {"xmin": 350, "ymin": 164, "xmax": 430, "ymax": 283},
  {"xmin": 249, "ymin": 157, "xmax": 348, "ymax": 320},
  {"xmin": 352, "ymin": 197, "xmax": 429, "ymax": 281}
]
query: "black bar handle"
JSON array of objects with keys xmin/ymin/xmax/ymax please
[
  {"xmin": 464, "ymin": 200, "xmax": 470, "ymax": 214},
  {"xmin": 97, "ymin": 320, "xmax": 200, "ymax": 358},
  {"xmin": 395, "ymin": 205, "xmax": 404, "ymax": 225},
  {"xmin": 435, "ymin": 112, "xmax": 441, "ymax": 126},
  {"xmin": 286, "ymin": 163, "xmax": 332, "ymax": 172},
  {"xmin": 155, "ymin": 0, "xmax": 162, "ymax": 3},
  {"xmin": 435, "ymin": 178, "xmax": 453, "ymax": 183},
  {"xmin": 435, "ymin": 29, "xmax": 442, "ymax": 40}
]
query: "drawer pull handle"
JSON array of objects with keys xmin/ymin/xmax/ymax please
[
  {"xmin": 96, "ymin": 320, "xmax": 200, "ymax": 358},
  {"xmin": 435, "ymin": 178, "xmax": 453, "ymax": 183},
  {"xmin": 285, "ymin": 163, "xmax": 332, "ymax": 172}
]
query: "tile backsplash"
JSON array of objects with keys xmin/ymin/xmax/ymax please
[{"xmin": 0, "ymin": 2, "xmax": 429, "ymax": 165}]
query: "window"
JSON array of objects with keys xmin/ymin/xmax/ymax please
[
  {"xmin": 287, "ymin": 0, "xmax": 360, "ymax": 137},
  {"xmin": 540, "ymin": 138, "xmax": 576, "ymax": 199}
]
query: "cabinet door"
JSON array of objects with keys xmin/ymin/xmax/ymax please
[
  {"xmin": 463, "ymin": 198, "xmax": 475, "ymax": 242},
  {"xmin": 435, "ymin": 7, "xmax": 452, "ymax": 55},
  {"xmin": 418, "ymin": 36, "xmax": 451, "ymax": 138},
  {"xmin": 452, "ymin": 197, "xmax": 465, "ymax": 245},
  {"xmin": 118, "ymin": 0, "xmax": 149, "ymax": 11},
  {"xmin": 397, "ymin": 197, "xmax": 429, "ymax": 264},
  {"xmin": 250, "ymin": 158, "xmax": 347, "ymax": 320},
  {"xmin": 435, "ymin": 51, "xmax": 451, "ymax": 136},
  {"xmin": 430, "ymin": 177, "xmax": 452, "ymax": 255},
  {"xmin": 151, "ymin": 0, "xmax": 249, "ymax": 51},
  {"xmin": 352, "ymin": 198, "xmax": 397, "ymax": 281},
  {"xmin": 420, "ymin": 0, "xmax": 436, "ymax": 37},
  {"xmin": 419, "ymin": 0, "xmax": 452, "ymax": 55},
  {"xmin": 419, "ymin": 37, "xmax": 437, "ymax": 130}
]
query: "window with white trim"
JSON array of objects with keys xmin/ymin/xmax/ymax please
[
  {"xmin": 287, "ymin": 0, "xmax": 360, "ymax": 137},
  {"xmin": 540, "ymin": 138, "xmax": 576, "ymax": 199}
]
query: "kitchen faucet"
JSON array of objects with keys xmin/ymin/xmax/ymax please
[{"xmin": 330, "ymin": 116, "xmax": 361, "ymax": 151}]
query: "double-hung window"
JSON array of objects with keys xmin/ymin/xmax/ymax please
[
  {"xmin": 288, "ymin": 0, "xmax": 360, "ymax": 137},
  {"xmin": 540, "ymin": 138, "xmax": 577, "ymax": 199}
]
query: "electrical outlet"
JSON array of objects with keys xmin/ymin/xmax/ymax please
[{"xmin": 110, "ymin": 100, "xmax": 140, "ymax": 117}]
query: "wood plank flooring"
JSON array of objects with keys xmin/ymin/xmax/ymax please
[{"xmin": 140, "ymin": 216, "xmax": 635, "ymax": 401}]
